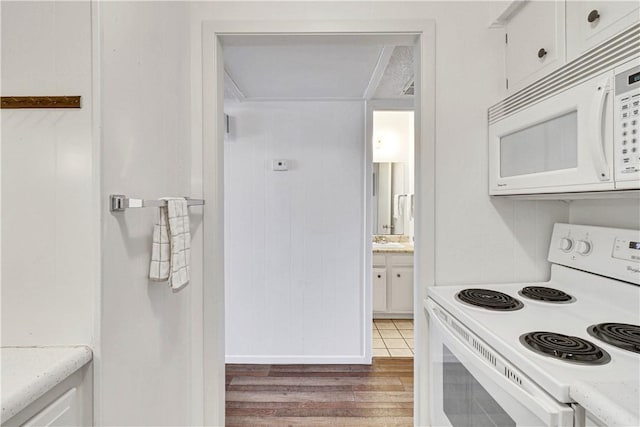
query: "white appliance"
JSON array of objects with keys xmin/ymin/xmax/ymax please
[
  {"xmin": 488, "ymin": 57, "xmax": 640, "ymax": 195},
  {"xmin": 426, "ymin": 223, "xmax": 640, "ymax": 426}
]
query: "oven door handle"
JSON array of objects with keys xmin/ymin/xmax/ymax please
[{"xmin": 426, "ymin": 300, "xmax": 574, "ymax": 427}]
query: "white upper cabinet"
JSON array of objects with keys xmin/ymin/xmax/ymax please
[
  {"xmin": 566, "ymin": 1, "xmax": 640, "ymax": 61},
  {"xmin": 505, "ymin": 0, "xmax": 566, "ymax": 93}
]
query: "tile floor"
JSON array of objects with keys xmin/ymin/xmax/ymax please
[{"xmin": 372, "ymin": 319, "xmax": 414, "ymax": 357}]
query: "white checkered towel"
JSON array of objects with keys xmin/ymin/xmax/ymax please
[{"xmin": 149, "ymin": 198, "xmax": 190, "ymax": 291}]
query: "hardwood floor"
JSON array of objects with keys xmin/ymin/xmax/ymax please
[{"xmin": 226, "ymin": 358, "xmax": 414, "ymax": 426}]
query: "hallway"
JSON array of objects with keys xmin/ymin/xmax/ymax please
[{"xmin": 225, "ymin": 358, "xmax": 413, "ymax": 426}]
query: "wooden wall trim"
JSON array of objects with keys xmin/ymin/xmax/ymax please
[{"xmin": 1, "ymin": 96, "xmax": 81, "ymax": 109}]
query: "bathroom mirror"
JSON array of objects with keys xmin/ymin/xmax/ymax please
[{"xmin": 373, "ymin": 162, "xmax": 408, "ymax": 235}]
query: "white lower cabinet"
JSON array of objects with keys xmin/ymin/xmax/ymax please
[
  {"xmin": 373, "ymin": 253, "xmax": 413, "ymax": 318},
  {"xmin": 22, "ymin": 389, "xmax": 78, "ymax": 427},
  {"xmin": 4, "ymin": 365, "xmax": 92, "ymax": 427}
]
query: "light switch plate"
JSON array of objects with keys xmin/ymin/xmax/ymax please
[{"xmin": 272, "ymin": 159, "xmax": 288, "ymax": 171}]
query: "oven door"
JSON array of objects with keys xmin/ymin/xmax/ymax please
[
  {"xmin": 489, "ymin": 71, "xmax": 614, "ymax": 195},
  {"xmin": 426, "ymin": 299, "xmax": 574, "ymax": 427}
]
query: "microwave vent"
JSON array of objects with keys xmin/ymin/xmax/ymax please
[{"xmin": 489, "ymin": 23, "xmax": 640, "ymax": 124}]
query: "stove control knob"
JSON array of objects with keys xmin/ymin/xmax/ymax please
[
  {"xmin": 559, "ymin": 237, "xmax": 573, "ymax": 252},
  {"xmin": 575, "ymin": 240, "xmax": 592, "ymax": 255}
]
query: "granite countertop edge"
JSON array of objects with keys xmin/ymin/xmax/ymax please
[
  {"xmin": 1, "ymin": 345, "xmax": 93, "ymax": 423},
  {"xmin": 372, "ymin": 246, "xmax": 414, "ymax": 254},
  {"xmin": 570, "ymin": 380, "xmax": 639, "ymax": 426}
]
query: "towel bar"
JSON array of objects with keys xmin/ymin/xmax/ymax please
[{"xmin": 110, "ymin": 194, "xmax": 205, "ymax": 212}]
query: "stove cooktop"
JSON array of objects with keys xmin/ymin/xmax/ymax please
[
  {"xmin": 427, "ymin": 223, "xmax": 640, "ymax": 406},
  {"xmin": 426, "ymin": 264, "xmax": 640, "ymax": 403}
]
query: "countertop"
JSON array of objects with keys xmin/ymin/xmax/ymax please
[
  {"xmin": 372, "ymin": 243, "xmax": 414, "ymax": 254},
  {"xmin": 1, "ymin": 346, "xmax": 93, "ymax": 423},
  {"xmin": 570, "ymin": 381, "xmax": 639, "ymax": 426}
]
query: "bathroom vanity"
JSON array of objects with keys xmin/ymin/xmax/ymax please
[{"xmin": 372, "ymin": 245, "xmax": 414, "ymax": 319}]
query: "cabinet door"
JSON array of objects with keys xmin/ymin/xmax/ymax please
[
  {"xmin": 505, "ymin": 0, "xmax": 566, "ymax": 93},
  {"xmin": 566, "ymin": 1, "xmax": 640, "ymax": 61},
  {"xmin": 390, "ymin": 267, "xmax": 413, "ymax": 312},
  {"xmin": 372, "ymin": 267, "xmax": 387, "ymax": 312},
  {"xmin": 23, "ymin": 389, "xmax": 79, "ymax": 427}
]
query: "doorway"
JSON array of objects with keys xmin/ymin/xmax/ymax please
[
  {"xmin": 199, "ymin": 20, "xmax": 436, "ymax": 425},
  {"xmin": 371, "ymin": 108, "xmax": 415, "ymax": 358}
]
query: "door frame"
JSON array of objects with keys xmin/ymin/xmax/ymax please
[{"xmin": 198, "ymin": 19, "xmax": 436, "ymax": 425}]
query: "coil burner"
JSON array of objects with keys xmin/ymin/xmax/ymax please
[
  {"xmin": 520, "ymin": 331, "xmax": 611, "ymax": 365},
  {"xmin": 456, "ymin": 289, "xmax": 524, "ymax": 311},
  {"xmin": 518, "ymin": 286, "xmax": 575, "ymax": 303},
  {"xmin": 587, "ymin": 323, "xmax": 640, "ymax": 354}
]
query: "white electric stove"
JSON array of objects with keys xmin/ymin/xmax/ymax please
[{"xmin": 425, "ymin": 223, "xmax": 640, "ymax": 427}]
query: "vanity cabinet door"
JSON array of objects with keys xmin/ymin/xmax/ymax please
[
  {"xmin": 566, "ymin": 1, "xmax": 639, "ymax": 61},
  {"xmin": 389, "ymin": 267, "xmax": 413, "ymax": 312},
  {"xmin": 373, "ymin": 268, "xmax": 387, "ymax": 312}
]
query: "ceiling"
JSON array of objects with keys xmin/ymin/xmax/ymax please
[{"xmin": 222, "ymin": 35, "xmax": 415, "ymax": 101}]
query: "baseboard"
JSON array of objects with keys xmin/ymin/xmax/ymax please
[{"xmin": 225, "ymin": 355, "xmax": 371, "ymax": 364}]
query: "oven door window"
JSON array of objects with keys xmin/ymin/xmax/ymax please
[
  {"xmin": 443, "ymin": 345, "xmax": 516, "ymax": 427},
  {"xmin": 500, "ymin": 111, "xmax": 577, "ymax": 178}
]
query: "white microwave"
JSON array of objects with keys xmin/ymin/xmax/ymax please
[{"xmin": 489, "ymin": 57, "xmax": 640, "ymax": 195}]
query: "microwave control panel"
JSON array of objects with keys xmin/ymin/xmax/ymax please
[{"xmin": 614, "ymin": 61, "xmax": 640, "ymax": 182}]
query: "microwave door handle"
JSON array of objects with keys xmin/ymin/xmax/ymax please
[{"xmin": 592, "ymin": 78, "xmax": 611, "ymax": 181}]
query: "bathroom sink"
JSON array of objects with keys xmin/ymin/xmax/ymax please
[{"xmin": 372, "ymin": 242, "xmax": 405, "ymax": 249}]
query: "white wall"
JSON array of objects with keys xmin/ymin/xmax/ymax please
[
  {"xmin": 569, "ymin": 199, "xmax": 640, "ymax": 230},
  {"xmin": 1, "ymin": 1, "xmax": 95, "ymax": 347},
  {"xmin": 98, "ymin": 2, "xmax": 199, "ymax": 425},
  {"xmin": 224, "ymin": 100, "xmax": 365, "ymax": 362},
  {"xmin": 373, "ymin": 111, "xmax": 413, "ymax": 164}
]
